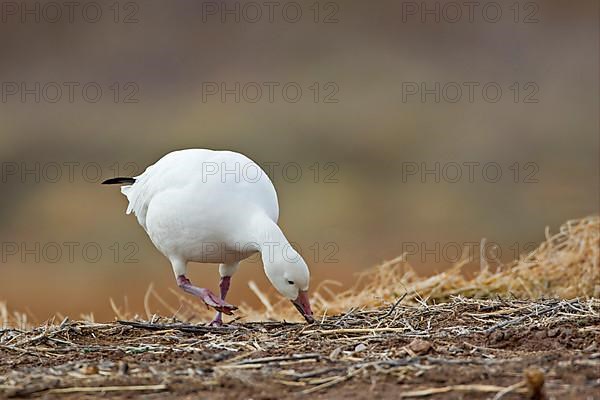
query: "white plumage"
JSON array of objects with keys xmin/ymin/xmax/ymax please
[{"xmin": 105, "ymin": 149, "xmax": 314, "ymax": 324}]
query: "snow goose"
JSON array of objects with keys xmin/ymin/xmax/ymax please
[{"xmin": 103, "ymin": 149, "xmax": 314, "ymax": 324}]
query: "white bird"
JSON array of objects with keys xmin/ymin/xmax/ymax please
[{"xmin": 103, "ymin": 149, "xmax": 314, "ymax": 325}]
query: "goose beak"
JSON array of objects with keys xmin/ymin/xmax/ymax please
[{"xmin": 291, "ymin": 290, "xmax": 314, "ymax": 323}]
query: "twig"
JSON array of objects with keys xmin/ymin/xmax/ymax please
[
  {"xmin": 236, "ymin": 353, "xmax": 321, "ymax": 365},
  {"xmin": 382, "ymin": 293, "xmax": 408, "ymax": 319},
  {"xmin": 117, "ymin": 320, "xmax": 236, "ymax": 334},
  {"xmin": 304, "ymin": 327, "xmax": 406, "ymax": 335},
  {"xmin": 46, "ymin": 384, "xmax": 167, "ymax": 394},
  {"xmin": 301, "ymin": 365, "xmax": 366, "ymax": 394},
  {"xmin": 492, "ymin": 380, "xmax": 527, "ymax": 400},
  {"xmin": 399, "ymin": 384, "xmax": 528, "ymax": 398}
]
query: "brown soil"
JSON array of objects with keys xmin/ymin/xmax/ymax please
[{"xmin": 1, "ymin": 298, "xmax": 599, "ymax": 399}]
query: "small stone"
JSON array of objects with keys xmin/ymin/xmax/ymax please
[
  {"xmin": 408, "ymin": 339, "xmax": 432, "ymax": 355},
  {"xmin": 353, "ymin": 343, "xmax": 367, "ymax": 353}
]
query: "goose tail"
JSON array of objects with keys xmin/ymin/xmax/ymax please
[{"xmin": 102, "ymin": 177, "xmax": 136, "ymax": 185}]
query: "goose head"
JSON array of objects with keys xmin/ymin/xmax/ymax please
[{"xmin": 262, "ymin": 244, "xmax": 314, "ymax": 323}]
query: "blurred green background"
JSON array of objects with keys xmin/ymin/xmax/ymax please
[{"xmin": 0, "ymin": 0, "xmax": 598, "ymax": 321}]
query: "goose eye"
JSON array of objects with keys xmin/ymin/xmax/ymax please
[{"xmin": 287, "ymin": 280, "xmax": 294, "ymax": 285}]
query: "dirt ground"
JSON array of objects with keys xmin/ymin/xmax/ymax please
[{"xmin": 1, "ymin": 298, "xmax": 599, "ymax": 399}]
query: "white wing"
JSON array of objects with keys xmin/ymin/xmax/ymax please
[{"xmin": 121, "ymin": 149, "xmax": 279, "ymax": 231}]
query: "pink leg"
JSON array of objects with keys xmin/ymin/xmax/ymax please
[
  {"xmin": 176, "ymin": 275, "xmax": 237, "ymax": 315},
  {"xmin": 210, "ymin": 276, "xmax": 232, "ymax": 326}
]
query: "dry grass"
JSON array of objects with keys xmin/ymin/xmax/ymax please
[
  {"xmin": 322, "ymin": 214, "xmax": 600, "ymax": 312},
  {"xmin": 154, "ymin": 214, "xmax": 599, "ymax": 323}
]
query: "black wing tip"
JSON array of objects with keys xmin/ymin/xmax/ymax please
[{"xmin": 102, "ymin": 177, "xmax": 136, "ymax": 185}]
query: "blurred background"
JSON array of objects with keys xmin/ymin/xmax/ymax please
[{"xmin": 0, "ymin": 0, "xmax": 598, "ymax": 322}]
